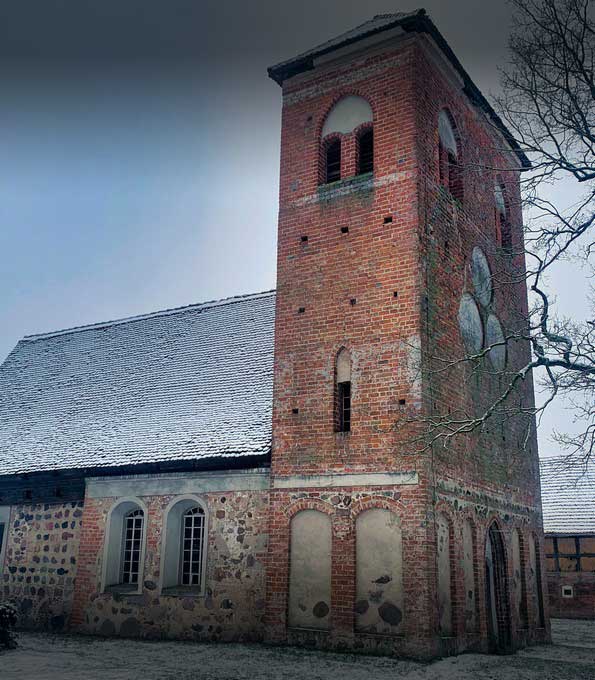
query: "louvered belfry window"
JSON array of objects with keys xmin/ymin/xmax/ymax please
[
  {"xmin": 121, "ymin": 508, "xmax": 144, "ymax": 585},
  {"xmin": 325, "ymin": 139, "xmax": 341, "ymax": 183},
  {"xmin": 357, "ymin": 128, "xmax": 374, "ymax": 174},
  {"xmin": 180, "ymin": 506, "xmax": 206, "ymax": 587}
]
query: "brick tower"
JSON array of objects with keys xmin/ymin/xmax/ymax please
[{"xmin": 265, "ymin": 11, "xmax": 549, "ymax": 658}]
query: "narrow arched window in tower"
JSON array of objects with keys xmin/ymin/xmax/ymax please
[
  {"xmin": 335, "ymin": 348, "xmax": 351, "ymax": 433},
  {"xmin": 495, "ymin": 182, "xmax": 512, "ymax": 253},
  {"xmin": 357, "ymin": 127, "xmax": 374, "ymax": 175},
  {"xmin": 325, "ymin": 138, "xmax": 341, "ymax": 184},
  {"xmin": 438, "ymin": 109, "xmax": 463, "ymax": 202}
]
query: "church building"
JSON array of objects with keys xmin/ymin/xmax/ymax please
[{"xmin": 0, "ymin": 10, "xmax": 549, "ymax": 659}]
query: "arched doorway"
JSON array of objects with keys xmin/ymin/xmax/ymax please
[{"xmin": 485, "ymin": 522, "xmax": 512, "ymax": 652}]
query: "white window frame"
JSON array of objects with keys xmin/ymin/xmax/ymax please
[
  {"xmin": 159, "ymin": 495, "xmax": 209, "ymax": 595},
  {"xmin": 0, "ymin": 506, "xmax": 11, "ymax": 576},
  {"xmin": 562, "ymin": 585, "xmax": 574, "ymax": 599},
  {"xmin": 101, "ymin": 497, "xmax": 148, "ymax": 594}
]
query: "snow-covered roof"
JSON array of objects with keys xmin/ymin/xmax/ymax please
[
  {"xmin": 540, "ymin": 457, "xmax": 595, "ymax": 535},
  {"xmin": 0, "ymin": 291, "xmax": 275, "ymax": 476}
]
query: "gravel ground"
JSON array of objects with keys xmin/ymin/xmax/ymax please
[{"xmin": 0, "ymin": 619, "xmax": 593, "ymax": 680}]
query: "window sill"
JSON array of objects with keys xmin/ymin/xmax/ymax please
[
  {"xmin": 317, "ymin": 172, "xmax": 374, "ymax": 200},
  {"xmin": 104, "ymin": 584, "xmax": 143, "ymax": 596},
  {"xmin": 161, "ymin": 587, "xmax": 205, "ymax": 598}
]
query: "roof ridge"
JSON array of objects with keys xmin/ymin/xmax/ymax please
[{"xmin": 22, "ymin": 289, "xmax": 276, "ymax": 342}]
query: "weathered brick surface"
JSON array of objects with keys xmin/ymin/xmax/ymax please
[
  {"xmin": 71, "ymin": 490, "xmax": 268, "ymax": 641},
  {"xmin": 267, "ymin": 32, "xmax": 549, "ymax": 657},
  {"xmin": 1, "ymin": 502, "xmax": 83, "ymax": 630}
]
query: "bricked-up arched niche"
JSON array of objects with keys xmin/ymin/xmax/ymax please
[
  {"xmin": 335, "ymin": 348, "xmax": 352, "ymax": 433},
  {"xmin": 101, "ymin": 498, "xmax": 147, "ymax": 594},
  {"xmin": 511, "ymin": 528, "xmax": 529, "ymax": 629},
  {"xmin": 436, "ymin": 513, "xmax": 453, "ymax": 635},
  {"xmin": 355, "ymin": 508, "xmax": 404, "ymax": 634},
  {"xmin": 485, "ymin": 522, "xmax": 512, "ymax": 652},
  {"xmin": 495, "ymin": 181, "xmax": 512, "ymax": 253},
  {"xmin": 160, "ymin": 495, "xmax": 208, "ymax": 595},
  {"xmin": 288, "ymin": 510, "xmax": 332, "ymax": 630},
  {"xmin": 462, "ymin": 519, "xmax": 478, "ymax": 633},
  {"xmin": 528, "ymin": 532, "xmax": 546, "ymax": 628},
  {"xmin": 320, "ymin": 96, "xmax": 373, "ymax": 184},
  {"xmin": 438, "ymin": 108, "xmax": 463, "ymax": 202}
]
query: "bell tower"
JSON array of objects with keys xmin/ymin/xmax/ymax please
[{"xmin": 265, "ymin": 10, "xmax": 548, "ymax": 659}]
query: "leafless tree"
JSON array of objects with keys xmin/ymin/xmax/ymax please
[{"xmin": 411, "ymin": 0, "xmax": 595, "ymax": 470}]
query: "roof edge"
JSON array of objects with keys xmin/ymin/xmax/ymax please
[
  {"xmin": 267, "ymin": 10, "xmax": 530, "ymax": 170},
  {"xmin": 22, "ymin": 289, "xmax": 276, "ymax": 343}
]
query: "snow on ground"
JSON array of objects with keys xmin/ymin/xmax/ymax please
[{"xmin": 1, "ymin": 619, "xmax": 594, "ymax": 680}]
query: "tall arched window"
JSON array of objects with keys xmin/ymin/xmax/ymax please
[
  {"xmin": 325, "ymin": 138, "xmax": 342, "ymax": 183},
  {"xmin": 357, "ymin": 127, "xmax": 374, "ymax": 175},
  {"xmin": 438, "ymin": 109, "xmax": 463, "ymax": 202},
  {"xmin": 161, "ymin": 496, "xmax": 208, "ymax": 594},
  {"xmin": 102, "ymin": 498, "xmax": 147, "ymax": 593},
  {"xmin": 180, "ymin": 506, "xmax": 206, "ymax": 587},
  {"xmin": 122, "ymin": 508, "xmax": 144, "ymax": 586},
  {"xmin": 335, "ymin": 348, "xmax": 351, "ymax": 433},
  {"xmin": 495, "ymin": 182, "xmax": 512, "ymax": 253}
]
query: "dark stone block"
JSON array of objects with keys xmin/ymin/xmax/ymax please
[
  {"xmin": 120, "ymin": 617, "xmax": 141, "ymax": 638},
  {"xmin": 50, "ymin": 614, "xmax": 65, "ymax": 631},
  {"xmin": 378, "ymin": 601, "xmax": 402, "ymax": 627},
  {"xmin": 313, "ymin": 601, "xmax": 329, "ymax": 618},
  {"xmin": 354, "ymin": 599, "xmax": 369, "ymax": 615},
  {"xmin": 99, "ymin": 619, "xmax": 116, "ymax": 636}
]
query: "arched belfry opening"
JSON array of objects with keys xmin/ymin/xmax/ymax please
[
  {"xmin": 485, "ymin": 522, "xmax": 512, "ymax": 653},
  {"xmin": 320, "ymin": 96, "xmax": 373, "ymax": 184}
]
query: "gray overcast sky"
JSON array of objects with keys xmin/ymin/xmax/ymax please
[{"xmin": 0, "ymin": 1, "xmax": 588, "ymax": 457}]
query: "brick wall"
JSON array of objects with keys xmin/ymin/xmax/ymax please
[{"xmin": 268, "ymin": 30, "xmax": 548, "ymax": 657}]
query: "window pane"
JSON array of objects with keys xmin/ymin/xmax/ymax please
[
  {"xmin": 179, "ymin": 508, "xmax": 205, "ymax": 588},
  {"xmin": 121, "ymin": 510, "xmax": 144, "ymax": 586}
]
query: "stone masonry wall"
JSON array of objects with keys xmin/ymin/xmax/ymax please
[
  {"xmin": 71, "ymin": 489, "xmax": 269, "ymax": 641},
  {"xmin": 1, "ymin": 501, "xmax": 83, "ymax": 630}
]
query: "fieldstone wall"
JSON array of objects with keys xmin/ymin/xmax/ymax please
[
  {"xmin": 1, "ymin": 501, "xmax": 83, "ymax": 630},
  {"xmin": 71, "ymin": 488, "xmax": 269, "ymax": 641}
]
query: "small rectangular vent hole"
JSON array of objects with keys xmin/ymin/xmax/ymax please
[
  {"xmin": 298, "ymin": 307, "xmax": 305, "ymax": 314},
  {"xmin": 341, "ymin": 226, "xmax": 349, "ymax": 234},
  {"xmin": 300, "ymin": 235, "xmax": 308, "ymax": 243},
  {"xmin": 384, "ymin": 216, "xmax": 393, "ymax": 224}
]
